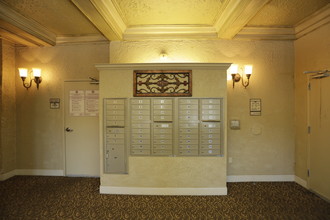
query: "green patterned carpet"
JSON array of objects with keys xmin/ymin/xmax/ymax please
[{"xmin": 0, "ymin": 176, "xmax": 329, "ymax": 219}]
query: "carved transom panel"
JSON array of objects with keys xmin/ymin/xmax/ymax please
[{"xmin": 133, "ymin": 70, "xmax": 192, "ymax": 97}]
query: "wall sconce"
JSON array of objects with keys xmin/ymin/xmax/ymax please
[
  {"xmin": 18, "ymin": 68, "xmax": 42, "ymax": 90},
  {"xmin": 228, "ymin": 64, "xmax": 253, "ymax": 88}
]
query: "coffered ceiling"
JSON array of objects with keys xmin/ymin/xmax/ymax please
[
  {"xmin": 114, "ymin": 0, "xmax": 224, "ymax": 26},
  {"xmin": 0, "ymin": 0, "xmax": 329, "ymax": 47}
]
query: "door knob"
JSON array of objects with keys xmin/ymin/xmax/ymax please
[{"xmin": 65, "ymin": 127, "xmax": 74, "ymax": 132}]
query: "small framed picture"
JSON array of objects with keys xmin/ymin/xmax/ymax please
[
  {"xmin": 250, "ymin": 98, "xmax": 261, "ymax": 116},
  {"xmin": 50, "ymin": 98, "xmax": 60, "ymax": 109}
]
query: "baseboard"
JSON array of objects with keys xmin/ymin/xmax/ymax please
[
  {"xmin": 227, "ymin": 175, "xmax": 295, "ymax": 182},
  {"xmin": 294, "ymin": 176, "xmax": 308, "ymax": 188},
  {"xmin": 15, "ymin": 169, "xmax": 64, "ymax": 176},
  {"xmin": 0, "ymin": 170, "xmax": 17, "ymax": 181},
  {"xmin": 100, "ymin": 186, "xmax": 228, "ymax": 196}
]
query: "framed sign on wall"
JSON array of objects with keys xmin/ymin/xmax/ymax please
[
  {"xmin": 250, "ymin": 98, "xmax": 262, "ymax": 116},
  {"xmin": 133, "ymin": 70, "xmax": 192, "ymax": 97}
]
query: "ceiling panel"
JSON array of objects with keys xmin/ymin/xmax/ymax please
[
  {"xmin": 113, "ymin": 0, "xmax": 224, "ymax": 26},
  {"xmin": 0, "ymin": 0, "xmax": 328, "ymax": 43},
  {"xmin": 247, "ymin": 0, "xmax": 329, "ymax": 27},
  {"xmin": 0, "ymin": 0, "xmax": 100, "ymax": 35}
]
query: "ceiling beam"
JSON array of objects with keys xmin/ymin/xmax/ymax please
[
  {"xmin": 56, "ymin": 34, "xmax": 108, "ymax": 45},
  {"xmin": 214, "ymin": 0, "xmax": 270, "ymax": 39},
  {"xmin": 71, "ymin": 0, "xmax": 126, "ymax": 41},
  {"xmin": 0, "ymin": 28, "xmax": 38, "ymax": 47},
  {"xmin": 0, "ymin": 1, "xmax": 56, "ymax": 46}
]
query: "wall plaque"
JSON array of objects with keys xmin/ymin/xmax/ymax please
[{"xmin": 133, "ymin": 70, "xmax": 192, "ymax": 97}]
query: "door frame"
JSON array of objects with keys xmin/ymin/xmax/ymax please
[
  {"xmin": 63, "ymin": 79, "xmax": 99, "ymax": 176},
  {"xmin": 306, "ymin": 74, "xmax": 329, "ymax": 194}
]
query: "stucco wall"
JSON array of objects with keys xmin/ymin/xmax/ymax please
[
  {"xmin": 98, "ymin": 63, "xmax": 229, "ymax": 194},
  {"xmin": 12, "ymin": 38, "xmax": 295, "ymax": 177},
  {"xmin": 15, "ymin": 43, "xmax": 109, "ymax": 170},
  {"xmin": 294, "ymin": 23, "xmax": 330, "ymax": 181},
  {"xmin": 0, "ymin": 39, "xmax": 16, "ymax": 174},
  {"xmin": 110, "ymin": 39, "xmax": 295, "ymax": 176}
]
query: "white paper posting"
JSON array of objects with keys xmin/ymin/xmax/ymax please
[
  {"xmin": 70, "ymin": 90, "xmax": 85, "ymax": 116},
  {"xmin": 85, "ymin": 90, "xmax": 99, "ymax": 116}
]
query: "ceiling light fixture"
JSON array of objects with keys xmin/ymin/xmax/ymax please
[
  {"xmin": 18, "ymin": 68, "xmax": 42, "ymax": 90},
  {"xmin": 228, "ymin": 64, "xmax": 253, "ymax": 88},
  {"xmin": 160, "ymin": 52, "xmax": 168, "ymax": 61}
]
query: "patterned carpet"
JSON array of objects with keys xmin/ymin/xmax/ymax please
[{"xmin": 0, "ymin": 176, "xmax": 329, "ymax": 220}]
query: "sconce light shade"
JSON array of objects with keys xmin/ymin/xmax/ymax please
[
  {"xmin": 32, "ymin": 68, "xmax": 41, "ymax": 77},
  {"xmin": 19, "ymin": 68, "xmax": 28, "ymax": 78},
  {"xmin": 244, "ymin": 65, "xmax": 253, "ymax": 75},
  {"xmin": 229, "ymin": 64, "xmax": 238, "ymax": 74}
]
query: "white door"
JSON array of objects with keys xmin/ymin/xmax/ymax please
[
  {"xmin": 64, "ymin": 81, "xmax": 99, "ymax": 177},
  {"xmin": 308, "ymin": 76, "xmax": 330, "ymax": 199}
]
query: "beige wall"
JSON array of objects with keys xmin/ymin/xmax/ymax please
[
  {"xmin": 294, "ymin": 23, "xmax": 330, "ymax": 181},
  {"xmin": 0, "ymin": 39, "xmax": 16, "ymax": 174},
  {"xmin": 99, "ymin": 63, "xmax": 229, "ymax": 193},
  {"xmin": 110, "ymin": 40, "xmax": 295, "ymax": 176},
  {"xmin": 10, "ymin": 38, "xmax": 295, "ymax": 178},
  {"xmin": 15, "ymin": 43, "xmax": 109, "ymax": 170}
]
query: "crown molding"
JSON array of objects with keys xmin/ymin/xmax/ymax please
[
  {"xmin": 295, "ymin": 3, "xmax": 330, "ymax": 39},
  {"xmin": 56, "ymin": 34, "xmax": 109, "ymax": 45},
  {"xmin": 71, "ymin": 0, "xmax": 126, "ymax": 41},
  {"xmin": 234, "ymin": 27, "xmax": 296, "ymax": 40},
  {"xmin": 0, "ymin": 1, "xmax": 56, "ymax": 46},
  {"xmin": 123, "ymin": 25, "xmax": 218, "ymax": 41},
  {"xmin": 214, "ymin": 0, "xmax": 270, "ymax": 39},
  {"xmin": 96, "ymin": 63, "xmax": 232, "ymax": 71}
]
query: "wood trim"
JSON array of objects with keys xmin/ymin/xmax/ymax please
[
  {"xmin": 0, "ymin": 1, "xmax": 56, "ymax": 46},
  {"xmin": 295, "ymin": 3, "xmax": 330, "ymax": 39},
  {"xmin": 0, "ymin": 28, "xmax": 38, "ymax": 47},
  {"xmin": 56, "ymin": 34, "xmax": 109, "ymax": 45},
  {"xmin": 15, "ymin": 169, "xmax": 65, "ymax": 176},
  {"xmin": 96, "ymin": 63, "xmax": 232, "ymax": 71},
  {"xmin": 100, "ymin": 186, "xmax": 228, "ymax": 195},
  {"xmin": 235, "ymin": 27, "xmax": 296, "ymax": 40},
  {"xmin": 295, "ymin": 176, "xmax": 308, "ymax": 188},
  {"xmin": 123, "ymin": 25, "xmax": 217, "ymax": 40},
  {"xmin": 227, "ymin": 175, "xmax": 295, "ymax": 182},
  {"xmin": 0, "ymin": 169, "xmax": 65, "ymax": 181},
  {"xmin": 0, "ymin": 170, "xmax": 16, "ymax": 181}
]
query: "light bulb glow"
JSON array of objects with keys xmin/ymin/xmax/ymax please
[
  {"xmin": 160, "ymin": 53, "xmax": 168, "ymax": 61},
  {"xmin": 244, "ymin": 65, "xmax": 253, "ymax": 75},
  {"xmin": 229, "ymin": 64, "xmax": 238, "ymax": 74},
  {"xmin": 19, "ymin": 68, "xmax": 28, "ymax": 77},
  {"xmin": 32, "ymin": 68, "xmax": 41, "ymax": 77}
]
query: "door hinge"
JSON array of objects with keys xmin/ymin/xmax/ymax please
[
  {"xmin": 308, "ymin": 82, "xmax": 311, "ymax": 90},
  {"xmin": 307, "ymin": 169, "xmax": 310, "ymax": 177},
  {"xmin": 308, "ymin": 126, "xmax": 311, "ymax": 134}
]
